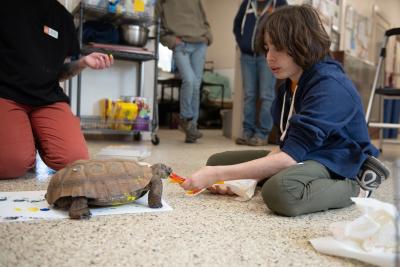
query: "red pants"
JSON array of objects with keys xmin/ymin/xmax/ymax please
[{"xmin": 0, "ymin": 98, "xmax": 89, "ymax": 179}]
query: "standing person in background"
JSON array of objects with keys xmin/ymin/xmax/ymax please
[
  {"xmin": 0, "ymin": 0, "xmax": 114, "ymax": 179},
  {"xmin": 234, "ymin": 0, "xmax": 287, "ymax": 146},
  {"xmin": 156, "ymin": 0, "xmax": 213, "ymax": 143}
]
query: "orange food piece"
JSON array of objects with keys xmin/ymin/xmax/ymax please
[
  {"xmin": 169, "ymin": 172, "xmax": 223, "ymax": 196},
  {"xmin": 169, "ymin": 172, "xmax": 186, "ymax": 183}
]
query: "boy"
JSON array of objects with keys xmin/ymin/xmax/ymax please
[{"xmin": 181, "ymin": 5, "xmax": 390, "ymax": 216}]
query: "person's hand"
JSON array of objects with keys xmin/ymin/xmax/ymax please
[
  {"xmin": 181, "ymin": 166, "xmax": 235, "ymax": 196},
  {"xmin": 174, "ymin": 37, "xmax": 183, "ymax": 47},
  {"xmin": 208, "ymin": 185, "xmax": 236, "ymax": 196},
  {"xmin": 80, "ymin": 52, "xmax": 114, "ymax": 70},
  {"xmin": 181, "ymin": 166, "xmax": 219, "ymax": 192}
]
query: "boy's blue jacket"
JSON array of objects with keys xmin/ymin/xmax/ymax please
[
  {"xmin": 272, "ymin": 58, "xmax": 379, "ymax": 179},
  {"xmin": 233, "ymin": 0, "xmax": 287, "ymax": 55}
]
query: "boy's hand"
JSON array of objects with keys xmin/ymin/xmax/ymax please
[
  {"xmin": 170, "ymin": 169, "xmax": 235, "ymax": 196},
  {"xmin": 181, "ymin": 166, "xmax": 220, "ymax": 192},
  {"xmin": 208, "ymin": 185, "xmax": 235, "ymax": 195}
]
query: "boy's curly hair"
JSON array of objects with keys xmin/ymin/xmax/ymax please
[{"xmin": 256, "ymin": 4, "xmax": 331, "ymax": 69}]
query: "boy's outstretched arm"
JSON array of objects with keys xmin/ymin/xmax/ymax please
[{"xmin": 181, "ymin": 150, "xmax": 297, "ymax": 193}]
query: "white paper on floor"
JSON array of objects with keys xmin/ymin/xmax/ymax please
[
  {"xmin": 310, "ymin": 197, "xmax": 397, "ymax": 267},
  {"xmin": 95, "ymin": 144, "xmax": 151, "ymax": 161},
  {"xmin": 0, "ymin": 190, "xmax": 172, "ymax": 222}
]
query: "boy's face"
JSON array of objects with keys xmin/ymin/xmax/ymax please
[{"xmin": 264, "ymin": 35, "xmax": 303, "ymax": 82}]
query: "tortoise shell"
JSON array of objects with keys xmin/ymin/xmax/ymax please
[{"xmin": 46, "ymin": 159, "xmax": 153, "ymax": 206}]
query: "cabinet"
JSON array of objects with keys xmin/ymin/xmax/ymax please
[{"xmin": 71, "ymin": 1, "xmax": 160, "ymax": 145}]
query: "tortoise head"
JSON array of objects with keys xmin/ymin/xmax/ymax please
[{"xmin": 151, "ymin": 163, "xmax": 172, "ymax": 179}]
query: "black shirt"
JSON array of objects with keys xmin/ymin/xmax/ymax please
[{"xmin": 0, "ymin": 0, "xmax": 80, "ymax": 106}]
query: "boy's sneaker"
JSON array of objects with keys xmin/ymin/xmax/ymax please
[{"xmin": 356, "ymin": 156, "xmax": 390, "ymax": 196}]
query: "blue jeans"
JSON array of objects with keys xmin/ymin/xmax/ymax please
[
  {"xmin": 173, "ymin": 42, "xmax": 207, "ymax": 123},
  {"xmin": 240, "ymin": 53, "xmax": 276, "ymax": 139}
]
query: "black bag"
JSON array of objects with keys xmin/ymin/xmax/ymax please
[{"xmin": 82, "ymin": 20, "xmax": 120, "ymax": 44}]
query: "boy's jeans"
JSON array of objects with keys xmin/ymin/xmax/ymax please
[
  {"xmin": 206, "ymin": 150, "xmax": 359, "ymax": 217},
  {"xmin": 240, "ymin": 53, "xmax": 276, "ymax": 139},
  {"xmin": 173, "ymin": 42, "xmax": 207, "ymax": 124}
]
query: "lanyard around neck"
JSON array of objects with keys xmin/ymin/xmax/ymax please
[
  {"xmin": 250, "ymin": 0, "xmax": 275, "ymax": 17},
  {"xmin": 280, "ymin": 86, "xmax": 297, "ymax": 141},
  {"xmin": 241, "ymin": 0, "xmax": 275, "ymax": 35}
]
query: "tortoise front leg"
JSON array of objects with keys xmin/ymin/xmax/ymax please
[
  {"xmin": 148, "ymin": 179, "xmax": 163, "ymax": 208},
  {"xmin": 69, "ymin": 197, "xmax": 91, "ymax": 219}
]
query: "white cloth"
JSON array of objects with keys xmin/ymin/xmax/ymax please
[
  {"xmin": 214, "ymin": 179, "xmax": 258, "ymax": 201},
  {"xmin": 310, "ymin": 197, "xmax": 398, "ymax": 267},
  {"xmin": 189, "ymin": 179, "xmax": 258, "ymax": 201}
]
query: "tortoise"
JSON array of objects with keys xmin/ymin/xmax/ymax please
[{"xmin": 45, "ymin": 159, "xmax": 172, "ymax": 219}]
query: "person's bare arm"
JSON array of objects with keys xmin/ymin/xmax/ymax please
[
  {"xmin": 181, "ymin": 150, "xmax": 297, "ymax": 192},
  {"xmin": 59, "ymin": 52, "xmax": 114, "ymax": 82},
  {"xmin": 58, "ymin": 60, "xmax": 85, "ymax": 82}
]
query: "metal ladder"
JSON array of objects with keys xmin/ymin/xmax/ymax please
[{"xmin": 365, "ymin": 27, "xmax": 400, "ymax": 151}]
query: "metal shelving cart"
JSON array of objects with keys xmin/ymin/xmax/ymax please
[{"xmin": 71, "ymin": 2, "xmax": 160, "ymax": 145}]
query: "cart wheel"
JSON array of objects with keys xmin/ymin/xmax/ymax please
[
  {"xmin": 151, "ymin": 135, "xmax": 160, "ymax": 145},
  {"xmin": 133, "ymin": 132, "xmax": 142, "ymax": 141}
]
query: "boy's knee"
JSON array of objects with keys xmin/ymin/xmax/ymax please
[
  {"xmin": 206, "ymin": 152, "xmax": 228, "ymax": 166},
  {"xmin": 261, "ymin": 175, "xmax": 305, "ymax": 217}
]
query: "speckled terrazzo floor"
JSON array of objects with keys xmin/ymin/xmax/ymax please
[{"xmin": 0, "ymin": 129, "xmax": 398, "ymax": 267}]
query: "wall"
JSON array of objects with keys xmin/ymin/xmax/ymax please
[
  {"xmin": 60, "ymin": 0, "xmax": 79, "ymax": 11},
  {"xmin": 202, "ymin": 0, "xmax": 237, "ymax": 70},
  {"xmin": 202, "ymin": 0, "xmax": 240, "ymax": 94},
  {"xmin": 202, "ymin": 0, "xmax": 243, "ymax": 138}
]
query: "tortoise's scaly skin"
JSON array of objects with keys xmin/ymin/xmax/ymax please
[{"xmin": 45, "ymin": 159, "xmax": 171, "ymax": 218}]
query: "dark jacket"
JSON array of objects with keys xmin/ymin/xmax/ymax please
[
  {"xmin": 272, "ymin": 58, "xmax": 379, "ymax": 179},
  {"xmin": 233, "ymin": 0, "xmax": 287, "ymax": 55}
]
